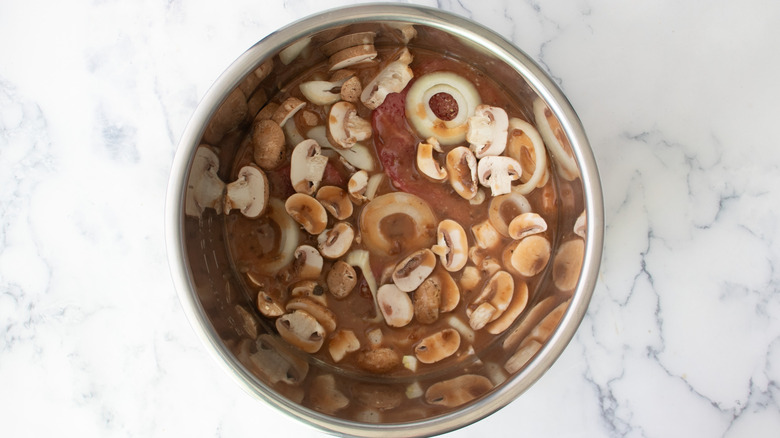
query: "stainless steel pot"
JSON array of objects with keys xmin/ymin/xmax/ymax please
[{"xmin": 165, "ymin": 4, "xmax": 603, "ymax": 437}]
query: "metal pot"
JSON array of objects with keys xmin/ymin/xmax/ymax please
[{"xmin": 165, "ymin": 4, "xmax": 603, "ymax": 437}]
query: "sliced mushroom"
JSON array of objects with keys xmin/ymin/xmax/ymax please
[
  {"xmin": 506, "ymin": 117, "xmax": 548, "ymax": 194},
  {"xmin": 502, "ymin": 296, "xmax": 558, "ymax": 351},
  {"xmin": 468, "ymin": 271, "xmax": 514, "ymax": 330},
  {"xmin": 254, "ymin": 101, "xmax": 279, "ymax": 122},
  {"xmin": 485, "ymin": 279, "xmax": 529, "ymax": 335},
  {"xmin": 321, "ymin": 31, "xmax": 376, "ymax": 56},
  {"xmin": 329, "ymin": 44, "xmax": 378, "ymax": 71},
  {"xmin": 574, "ymin": 210, "xmax": 587, "ymax": 239},
  {"xmin": 271, "ymin": 97, "xmax": 306, "ymax": 127},
  {"xmin": 307, "ymin": 125, "xmax": 376, "ymax": 171},
  {"xmin": 289, "ymin": 280, "xmax": 328, "ymax": 306},
  {"xmin": 488, "ymin": 192, "xmax": 532, "ymax": 237},
  {"xmin": 317, "ymin": 222, "xmax": 355, "ymax": 259},
  {"xmin": 413, "ymin": 276, "xmax": 441, "ymax": 324},
  {"xmin": 285, "ymin": 193, "xmax": 328, "ymax": 235},
  {"xmin": 249, "ymin": 334, "xmax": 309, "ymax": 386},
  {"xmin": 377, "ymin": 283, "xmax": 414, "ymax": 327},
  {"xmin": 392, "ymin": 248, "xmax": 437, "ymax": 292},
  {"xmin": 356, "ymin": 347, "xmax": 401, "ymax": 374},
  {"xmin": 224, "ymin": 164, "xmax": 269, "ymax": 218},
  {"xmin": 553, "ymin": 238, "xmax": 585, "ymax": 292},
  {"xmin": 471, "ymin": 219, "xmax": 502, "ymax": 250},
  {"xmin": 299, "ymin": 78, "xmax": 348, "ymax": 106},
  {"xmin": 414, "ymin": 328, "xmax": 460, "ymax": 364},
  {"xmin": 286, "ymin": 297, "xmax": 337, "ymax": 333},
  {"xmin": 341, "ymin": 76, "xmax": 362, "ymax": 102},
  {"xmin": 252, "ymin": 119, "xmax": 286, "ymax": 170},
  {"xmin": 290, "ymin": 139, "xmax": 328, "ymax": 195},
  {"xmin": 416, "ymin": 137, "xmax": 447, "ymax": 182},
  {"xmin": 275, "ymin": 310, "xmax": 326, "ymax": 353},
  {"xmin": 256, "ymin": 290, "xmax": 285, "ymax": 318},
  {"xmin": 238, "ymin": 58, "xmax": 273, "ymax": 97},
  {"xmin": 432, "ymin": 267, "xmax": 460, "ymax": 313},
  {"xmin": 203, "ymin": 88, "xmax": 247, "ymax": 145},
  {"xmin": 326, "ymin": 260, "xmax": 357, "ymax": 299},
  {"xmin": 405, "ymin": 71, "xmax": 481, "ymax": 145},
  {"xmin": 328, "ymin": 329, "xmax": 360, "ymax": 363},
  {"xmin": 327, "ymin": 101, "xmax": 372, "ymax": 149},
  {"xmin": 292, "ymin": 245, "xmax": 323, "ymax": 280},
  {"xmin": 361, "ymin": 47, "xmax": 414, "ymax": 109},
  {"xmin": 316, "ymin": 185, "xmax": 353, "ymax": 220},
  {"xmin": 527, "ymin": 300, "xmax": 569, "ymax": 344},
  {"xmin": 467, "ymin": 105, "xmax": 509, "ymax": 158},
  {"xmin": 359, "ymin": 192, "xmax": 437, "ymax": 256},
  {"xmin": 445, "ymin": 146, "xmax": 479, "ymax": 200},
  {"xmin": 533, "ymin": 98, "xmax": 579, "ymax": 181},
  {"xmin": 504, "ymin": 235, "xmax": 552, "ymax": 277},
  {"xmin": 185, "ymin": 145, "xmax": 225, "ymax": 217},
  {"xmin": 424, "ymin": 374, "xmax": 492, "ymax": 407},
  {"xmin": 507, "ymin": 212, "xmax": 548, "ymax": 240},
  {"xmin": 431, "ymin": 219, "xmax": 468, "ymax": 272},
  {"xmin": 348, "ymin": 169, "xmax": 369, "ymax": 204},
  {"xmin": 309, "ymin": 374, "xmax": 350, "ymax": 415},
  {"xmin": 477, "ymin": 155, "xmax": 522, "ymax": 197}
]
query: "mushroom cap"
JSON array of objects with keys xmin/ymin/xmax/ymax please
[
  {"xmin": 432, "ymin": 266, "xmax": 460, "ymax": 313},
  {"xmin": 488, "ymin": 192, "xmax": 532, "ymax": 237},
  {"xmin": 327, "ymin": 101, "xmax": 372, "ymax": 149},
  {"xmin": 414, "ymin": 328, "xmax": 461, "ymax": 364},
  {"xmin": 416, "ymin": 138, "xmax": 448, "ymax": 182},
  {"xmin": 224, "ymin": 164, "xmax": 269, "ymax": 218},
  {"xmin": 276, "ymin": 309, "xmax": 326, "ymax": 354},
  {"xmin": 359, "ymin": 192, "xmax": 437, "ymax": 257},
  {"xmin": 271, "ymin": 96, "xmax": 306, "ymax": 127},
  {"xmin": 329, "ymin": 44, "xmax": 378, "ymax": 71},
  {"xmin": 252, "ymin": 119, "xmax": 286, "ymax": 170},
  {"xmin": 286, "ymin": 297, "xmax": 337, "ymax": 334},
  {"xmin": 553, "ymin": 238, "xmax": 585, "ymax": 291},
  {"xmin": 290, "ymin": 139, "xmax": 328, "ymax": 195},
  {"xmin": 507, "ymin": 212, "xmax": 548, "ymax": 240},
  {"xmin": 326, "ymin": 260, "xmax": 357, "ymax": 299},
  {"xmin": 392, "ymin": 248, "xmax": 437, "ymax": 292},
  {"xmin": 285, "ymin": 193, "xmax": 328, "ymax": 235},
  {"xmin": 468, "ymin": 270, "xmax": 514, "ymax": 330},
  {"xmin": 185, "ymin": 145, "xmax": 225, "ymax": 217},
  {"xmin": 413, "ymin": 276, "xmax": 441, "ymax": 324},
  {"xmin": 467, "ymin": 105, "xmax": 509, "ymax": 158},
  {"xmin": 477, "ymin": 155, "xmax": 522, "ymax": 197},
  {"xmin": 445, "ymin": 146, "xmax": 479, "ymax": 200},
  {"xmin": 424, "ymin": 374, "xmax": 493, "ymax": 407},
  {"xmin": 432, "ymin": 219, "xmax": 468, "ymax": 272},
  {"xmin": 356, "ymin": 347, "xmax": 401, "ymax": 374},
  {"xmin": 347, "ymin": 169, "xmax": 369, "ymax": 204},
  {"xmin": 377, "ymin": 283, "xmax": 414, "ymax": 327},
  {"xmin": 292, "ymin": 244, "xmax": 324, "ymax": 280},
  {"xmin": 504, "ymin": 235, "xmax": 552, "ymax": 277},
  {"xmin": 317, "ymin": 222, "xmax": 355, "ymax": 259},
  {"xmin": 316, "ymin": 185, "xmax": 354, "ymax": 220}
]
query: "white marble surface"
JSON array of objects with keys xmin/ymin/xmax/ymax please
[{"xmin": 2, "ymin": 0, "xmax": 779, "ymax": 436}]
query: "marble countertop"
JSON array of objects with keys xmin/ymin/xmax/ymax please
[{"xmin": 2, "ymin": 0, "xmax": 779, "ymax": 436}]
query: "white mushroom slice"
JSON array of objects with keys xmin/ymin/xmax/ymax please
[
  {"xmin": 413, "ymin": 276, "xmax": 441, "ymax": 324},
  {"xmin": 317, "ymin": 222, "xmax": 355, "ymax": 259},
  {"xmin": 286, "ymin": 297, "xmax": 337, "ymax": 333},
  {"xmin": 468, "ymin": 271, "xmax": 514, "ymax": 330},
  {"xmin": 432, "ymin": 219, "xmax": 468, "ymax": 272},
  {"xmin": 377, "ymin": 284, "xmax": 414, "ymax": 327},
  {"xmin": 471, "ymin": 219, "xmax": 502, "ymax": 250},
  {"xmin": 445, "ymin": 146, "xmax": 479, "ymax": 200},
  {"xmin": 527, "ymin": 300, "xmax": 570, "ymax": 344},
  {"xmin": 348, "ymin": 170, "xmax": 369, "ymax": 204},
  {"xmin": 502, "ymin": 296, "xmax": 558, "ymax": 351},
  {"xmin": 255, "ymin": 198, "xmax": 302, "ymax": 275},
  {"xmin": 405, "ymin": 71, "xmax": 481, "ymax": 145},
  {"xmin": 289, "ymin": 280, "xmax": 328, "ymax": 306},
  {"xmin": 291, "ymin": 245, "xmax": 323, "ymax": 280},
  {"xmin": 256, "ymin": 290, "xmax": 285, "ymax": 318},
  {"xmin": 316, "ymin": 185, "xmax": 353, "ymax": 220},
  {"xmin": 299, "ymin": 78, "xmax": 348, "ymax": 106},
  {"xmin": 185, "ymin": 145, "xmax": 225, "ymax": 217},
  {"xmin": 553, "ymin": 238, "xmax": 585, "ymax": 292},
  {"xmin": 271, "ymin": 97, "xmax": 306, "ymax": 127},
  {"xmin": 279, "ymin": 36, "xmax": 311, "ymax": 65},
  {"xmin": 327, "ymin": 101, "xmax": 372, "ymax": 149},
  {"xmin": 276, "ymin": 310, "xmax": 326, "ymax": 353},
  {"xmin": 533, "ymin": 98, "xmax": 579, "ymax": 181},
  {"xmin": 321, "ymin": 31, "xmax": 376, "ymax": 56},
  {"xmin": 425, "ymin": 374, "xmax": 493, "ymax": 408},
  {"xmin": 477, "ymin": 156, "xmax": 523, "ymax": 197},
  {"xmin": 467, "ymin": 105, "xmax": 509, "ymax": 158},
  {"xmin": 481, "ymin": 257, "xmax": 502, "ymax": 277},
  {"xmin": 507, "ymin": 212, "xmax": 548, "ymax": 240},
  {"xmin": 250, "ymin": 334, "xmax": 309, "ymax": 386},
  {"xmin": 414, "ymin": 328, "xmax": 460, "ymax": 364},
  {"xmin": 285, "ymin": 193, "xmax": 328, "ymax": 235},
  {"xmin": 488, "ymin": 192, "xmax": 532, "ymax": 237},
  {"xmin": 361, "ymin": 47, "xmax": 414, "ymax": 110},
  {"xmin": 469, "ymin": 188, "xmax": 486, "ymax": 206},
  {"xmin": 485, "ymin": 279, "xmax": 529, "ymax": 335},
  {"xmin": 392, "ymin": 248, "xmax": 437, "ymax": 292},
  {"xmin": 328, "ymin": 329, "xmax": 360, "ymax": 363},
  {"xmin": 505, "ymin": 339, "xmax": 542, "ymax": 374},
  {"xmin": 506, "ymin": 118, "xmax": 548, "ymax": 194},
  {"xmin": 359, "ymin": 192, "xmax": 438, "ymax": 257},
  {"xmin": 307, "ymin": 126, "xmax": 376, "ymax": 171},
  {"xmin": 416, "ymin": 137, "xmax": 447, "ymax": 182},
  {"xmin": 503, "ymin": 235, "xmax": 552, "ymax": 277},
  {"xmin": 574, "ymin": 210, "xmax": 587, "ymax": 239},
  {"xmin": 309, "ymin": 374, "xmax": 350, "ymax": 415},
  {"xmin": 289, "ymin": 139, "xmax": 328, "ymax": 195},
  {"xmin": 326, "ymin": 260, "xmax": 357, "ymax": 299},
  {"xmin": 329, "ymin": 44, "xmax": 378, "ymax": 71},
  {"xmin": 432, "ymin": 267, "xmax": 460, "ymax": 313}
]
